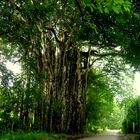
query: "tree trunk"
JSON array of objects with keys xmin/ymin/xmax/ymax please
[{"xmin": 29, "ymin": 29, "xmax": 87, "ymax": 134}]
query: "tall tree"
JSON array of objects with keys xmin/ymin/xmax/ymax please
[{"xmin": 0, "ymin": 0, "xmax": 132, "ymax": 134}]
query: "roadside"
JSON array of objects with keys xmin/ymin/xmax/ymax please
[{"xmin": 122, "ymin": 134, "xmax": 139, "ymax": 140}]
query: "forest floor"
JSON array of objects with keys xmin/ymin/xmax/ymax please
[{"xmin": 77, "ymin": 130, "xmax": 139, "ymax": 140}]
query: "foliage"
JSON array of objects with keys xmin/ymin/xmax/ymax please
[
  {"xmin": 122, "ymin": 96, "xmax": 140, "ymax": 133},
  {"xmin": 86, "ymin": 70, "xmax": 114, "ymax": 131},
  {"xmin": 0, "ymin": 132, "xmax": 67, "ymax": 140},
  {"xmin": 96, "ymin": 0, "xmax": 140, "ymax": 70},
  {"xmin": 86, "ymin": 59, "xmax": 135, "ymax": 132},
  {"xmin": 107, "ymin": 101, "xmax": 125, "ymax": 129}
]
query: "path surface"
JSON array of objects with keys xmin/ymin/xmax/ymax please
[{"xmin": 78, "ymin": 130, "xmax": 137, "ymax": 140}]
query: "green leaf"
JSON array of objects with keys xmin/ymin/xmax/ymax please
[
  {"xmin": 104, "ymin": 7, "xmax": 109, "ymax": 13},
  {"xmin": 112, "ymin": 6, "xmax": 122, "ymax": 14}
]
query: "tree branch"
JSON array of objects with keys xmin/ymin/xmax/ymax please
[
  {"xmin": 45, "ymin": 27, "xmax": 62, "ymax": 43},
  {"xmin": 92, "ymin": 51, "xmax": 121, "ymax": 57},
  {"xmin": 75, "ymin": 0, "xmax": 84, "ymax": 20}
]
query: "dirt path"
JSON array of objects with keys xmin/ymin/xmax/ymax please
[{"xmin": 77, "ymin": 130, "xmax": 138, "ymax": 140}]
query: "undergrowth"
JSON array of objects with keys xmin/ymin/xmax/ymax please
[{"xmin": 0, "ymin": 132, "xmax": 67, "ymax": 140}]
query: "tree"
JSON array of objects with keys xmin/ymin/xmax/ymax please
[
  {"xmin": 86, "ymin": 58, "xmax": 135, "ymax": 131},
  {"xmin": 0, "ymin": 0, "xmax": 133, "ymax": 134},
  {"xmin": 86, "ymin": 70, "xmax": 114, "ymax": 131},
  {"xmin": 122, "ymin": 96, "xmax": 140, "ymax": 133},
  {"xmin": 107, "ymin": 100, "xmax": 125, "ymax": 129}
]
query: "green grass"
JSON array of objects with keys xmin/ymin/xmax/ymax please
[{"xmin": 0, "ymin": 132, "xmax": 67, "ymax": 140}]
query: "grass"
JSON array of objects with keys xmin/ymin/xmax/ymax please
[{"xmin": 0, "ymin": 132, "xmax": 67, "ymax": 140}]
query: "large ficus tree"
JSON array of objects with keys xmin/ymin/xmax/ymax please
[{"xmin": 0, "ymin": 0, "xmax": 132, "ymax": 134}]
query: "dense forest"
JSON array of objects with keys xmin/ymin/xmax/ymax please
[{"xmin": 0, "ymin": 0, "xmax": 140, "ymax": 136}]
